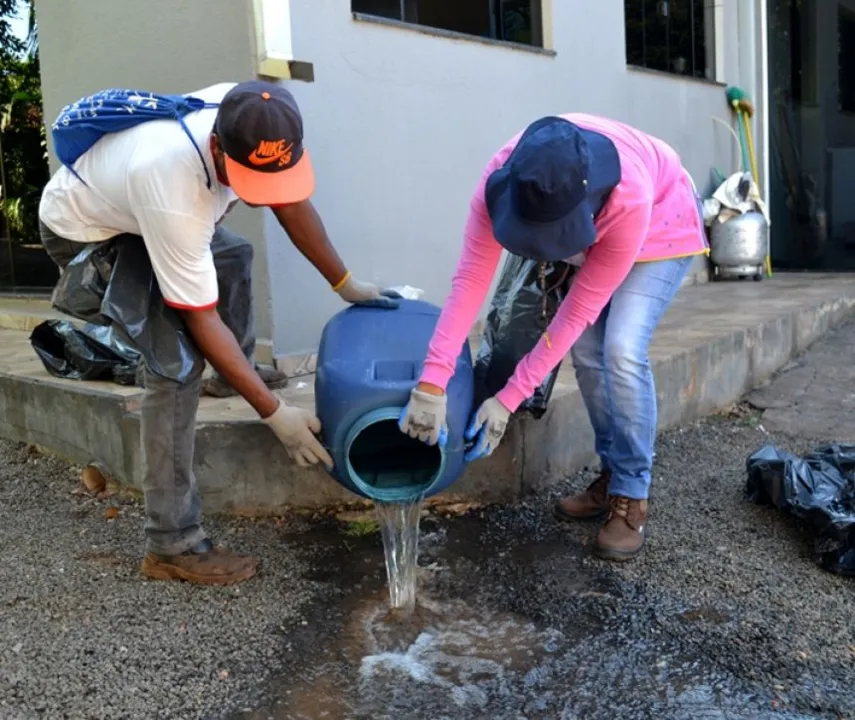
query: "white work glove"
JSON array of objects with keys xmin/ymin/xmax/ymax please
[
  {"xmin": 464, "ymin": 397, "xmax": 511, "ymax": 462},
  {"xmin": 263, "ymin": 402, "xmax": 334, "ymax": 468},
  {"xmin": 398, "ymin": 388, "xmax": 448, "ymax": 447},
  {"xmin": 335, "ymin": 274, "xmax": 401, "ymax": 309}
]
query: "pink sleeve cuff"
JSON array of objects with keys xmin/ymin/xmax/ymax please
[
  {"xmin": 420, "ymin": 364, "xmax": 528, "ymax": 413},
  {"xmin": 495, "ymin": 383, "xmax": 527, "ymax": 414},
  {"xmin": 418, "ymin": 361, "xmax": 454, "ymax": 391}
]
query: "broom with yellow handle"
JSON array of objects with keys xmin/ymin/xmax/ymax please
[{"xmin": 725, "ymin": 86, "xmax": 772, "ymax": 277}]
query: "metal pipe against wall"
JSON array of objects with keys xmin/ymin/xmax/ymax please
[
  {"xmin": 759, "ymin": 0, "xmax": 771, "ymax": 211},
  {"xmin": 737, "ymin": 0, "xmax": 770, "ymax": 210}
]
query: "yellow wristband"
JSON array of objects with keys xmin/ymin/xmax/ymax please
[
  {"xmin": 331, "ymin": 271, "xmax": 351, "ymax": 293},
  {"xmin": 543, "ymin": 331, "xmax": 552, "ymax": 350}
]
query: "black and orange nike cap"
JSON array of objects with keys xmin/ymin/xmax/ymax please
[{"xmin": 214, "ymin": 80, "xmax": 315, "ymax": 206}]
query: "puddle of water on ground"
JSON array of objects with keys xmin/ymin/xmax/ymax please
[
  {"xmin": 249, "ymin": 593, "xmax": 566, "ymax": 719},
  {"xmin": 239, "ymin": 516, "xmax": 819, "ymax": 720},
  {"xmin": 244, "ymin": 593, "xmax": 808, "ymax": 720},
  {"xmin": 356, "ymin": 596, "xmax": 563, "ymax": 704},
  {"xmin": 375, "ymin": 498, "xmax": 422, "ymax": 614}
]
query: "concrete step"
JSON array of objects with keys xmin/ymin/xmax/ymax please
[
  {"xmin": 0, "ymin": 295, "xmax": 283, "ymax": 366},
  {"xmin": 0, "ymin": 295, "xmax": 66, "ymax": 332},
  {"xmin": 1, "ymin": 273, "xmax": 854, "ymax": 514}
]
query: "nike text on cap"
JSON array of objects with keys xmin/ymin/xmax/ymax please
[{"xmin": 214, "ymin": 80, "xmax": 315, "ymax": 206}]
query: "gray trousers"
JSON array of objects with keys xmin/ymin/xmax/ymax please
[{"xmin": 40, "ymin": 222, "xmax": 256, "ymax": 555}]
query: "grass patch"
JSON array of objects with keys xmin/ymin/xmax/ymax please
[{"xmin": 341, "ymin": 517, "xmax": 380, "ymax": 537}]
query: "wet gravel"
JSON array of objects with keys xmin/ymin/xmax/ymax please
[
  {"xmin": 243, "ymin": 409, "xmax": 855, "ymax": 720},
  {"xmin": 1, "ymin": 405, "xmax": 854, "ymax": 717}
]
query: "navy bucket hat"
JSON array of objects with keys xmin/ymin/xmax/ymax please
[{"xmin": 485, "ymin": 116, "xmax": 622, "ymax": 262}]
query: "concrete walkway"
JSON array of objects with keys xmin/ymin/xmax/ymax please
[
  {"xmin": 1, "ymin": 273, "xmax": 855, "ymax": 513},
  {"xmin": 747, "ymin": 319, "xmax": 855, "ymax": 439}
]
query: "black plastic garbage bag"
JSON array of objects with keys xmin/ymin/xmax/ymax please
[
  {"xmin": 30, "ymin": 320, "xmax": 142, "ymax": 386},
  {"xmin": 474, "ymin": 255, "xmax": 574, "ymax": 418},
  {"xmin": 49, "ymin": 235, "xmax": 204, "ymax": 383},
  {"xmin": 50, "ymin": 241, "xmax": 117, "ymax": 324},
  {"xmin": 746, "ymin": 444, "xmax": 855, "ymax": 576}
]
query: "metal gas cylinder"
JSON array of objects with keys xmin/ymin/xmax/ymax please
[{"xmin": 709, "ymin": 211, "xmax": 769, "ymax": 281}]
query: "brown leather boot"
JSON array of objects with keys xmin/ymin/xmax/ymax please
[
  {"xmin": 595, "ymin": 495, "xmax": 648, "ymax": 561},
  {"xmin": 202, "ymin": 364, "xmax": 288, "ymax": 398},
  {"xmin": 141, "ymin": 539, "xmax": 259, "ymax": 586},
  {"xmin": 555, "ymin": 470, "xmax": 611, "ymax": 520}
]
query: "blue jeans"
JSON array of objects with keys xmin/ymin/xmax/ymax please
[{"xmin": 570, "ymin": 255, "xmax": 694, "ymax": 500}]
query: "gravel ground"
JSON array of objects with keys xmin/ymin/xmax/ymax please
[
  {"xmin": 612, "ymin": 412, "xmax": 855, "ymax": 703},
  {"xmin": 560, "ymin": 410, "xmax": 855, "ymax": 717},
  {"xmin": 243, "ymin": 411, "xmax": 855, "ymax": 717},
  {"xmin": 2, "ymin": 329, "xmax": 855, "ymax": 718},
  {"xmin": 0, "ymin": 443, "xmax": 324, "ymax": 720}
]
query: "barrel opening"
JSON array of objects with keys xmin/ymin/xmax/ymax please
[{"xmin": 345, "ymin": 416, "xmax": 443, "ymax": 502}]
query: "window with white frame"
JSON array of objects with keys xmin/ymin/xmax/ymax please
[
  {"xmin": 624, "ymin": 0, "xmax": 719, "ymax": 81},
  {"xmin": 252, "ymin": 0, "xmax": 294, "ymax": 78},
  {"xmin": 352, "ymin": 0, "xmax": 545, "ymax": 49}
]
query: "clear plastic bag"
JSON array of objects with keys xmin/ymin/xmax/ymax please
[{"xmin": 473, "ymin": 255, "xmax": 574, "ymax": 419}]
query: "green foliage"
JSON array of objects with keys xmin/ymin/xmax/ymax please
[
  {"xmin": 342, "ymin": 517, "xmax": 380, "ymax": 537},
  {"xmin": 0, "ymin": 0, "xmax": 25, "ymax": 59},
  {"xmin": 1, "ymin": 0, "xmax": 48, "ymax": 261}
]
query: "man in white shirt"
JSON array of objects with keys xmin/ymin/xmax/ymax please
[{"xmin": 39, "ymin": 80, "xmax": 398, "ymax": 586}]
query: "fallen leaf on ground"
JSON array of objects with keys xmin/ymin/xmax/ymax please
[
  {"xmin": 104, "ymin": 507, "xmax": 119, "ymax": 520},
  {"xmin": 122, "ymin": 486, "xmax": 144, "ymax": 501},
  {"xmin": 82, "ymin": 465, "xmax": 107, "ymax": 493}
]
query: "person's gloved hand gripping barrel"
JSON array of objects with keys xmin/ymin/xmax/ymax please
[
  {"xmin": 398, "ymin": 383, "xmax": 510, "ymax": 462},
  {"xmin": 265, "ymin": 271, "xmax": 401, "ymax": 468},
  {"xmin": 333, "ymin": 271, "xmax": 401, "ymax": 309}
]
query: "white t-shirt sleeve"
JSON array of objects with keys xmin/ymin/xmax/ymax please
[{"xmin": 127, "ymin": 157, "xmax": 219, "ymax": 310}]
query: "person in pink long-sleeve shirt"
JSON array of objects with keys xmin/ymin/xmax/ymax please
[{"xmin": 399, "ymin": 114, "xmax": 708, "ymax": 560}]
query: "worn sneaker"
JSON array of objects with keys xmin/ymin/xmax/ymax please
[
  {"xmin": 201, "ymin": 364, "xmax": 288, "ymax": 398},
  {"xmin": 595, "ymin": 495, "xmax": 648, "ymax": 561},
  {"xmin": 555, "ymin": 470, "xmax": 611, "ymax": 521},
  {"xmin": 141, "ymin": 539, "xmax": 259, "ymax": 585}
]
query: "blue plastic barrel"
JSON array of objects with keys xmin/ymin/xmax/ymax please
[{"xmin": 314, "ymin": 299, "xmax": 474, "ymax": 502}]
